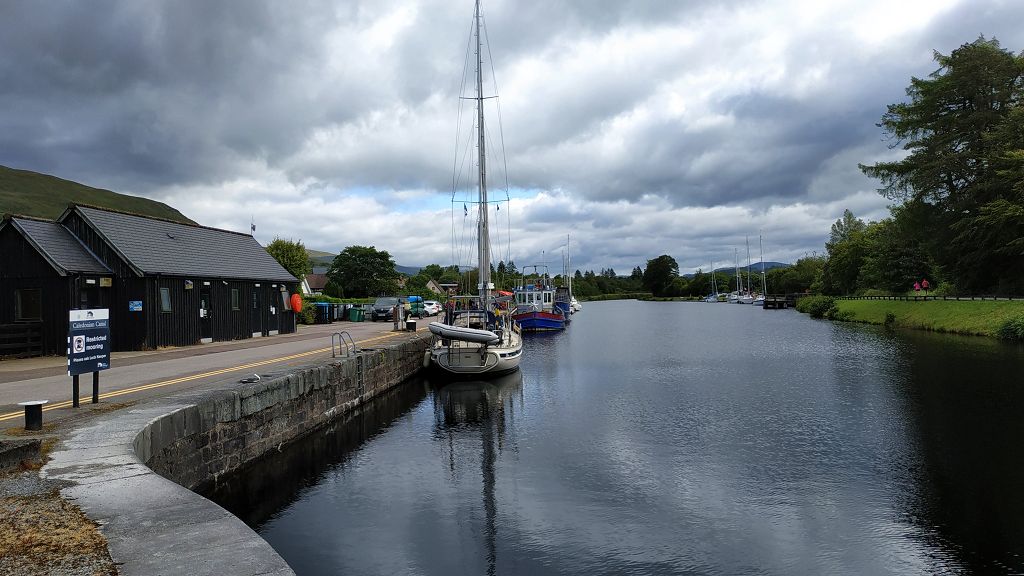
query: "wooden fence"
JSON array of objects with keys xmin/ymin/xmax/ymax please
[
  {"xmin": 0, "ymin": 322, "xmax": 43, "ymax": 359},
  {"xmin": 834, "ymin": 295, "xmax": 1022, "ymax": 302}
]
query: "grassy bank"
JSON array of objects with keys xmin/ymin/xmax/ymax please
[{"xmin": 830, "ymin": 299, "xmax": 1024, "ymax": 338}]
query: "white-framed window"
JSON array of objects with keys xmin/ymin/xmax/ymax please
[{"xmin": 159, "ymin": 287, "xmax": 172, "ymax": 312}]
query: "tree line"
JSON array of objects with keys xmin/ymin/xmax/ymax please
[{"xmin": 832, "ymin": 36, "xmax": 1023, "ymax": 296}]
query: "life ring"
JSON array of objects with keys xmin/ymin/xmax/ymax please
[{"xmin": 290, "ymin": 293, "xmax": 303, "ymax": 313}]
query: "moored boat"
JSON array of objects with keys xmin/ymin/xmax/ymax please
[
  {"xmin": 429, "ymin": 1, "xmax": 522, "ymax": 377},
  {"xmin": 512, "ymin": 265, "xmax": 567, "ymax": 331}
]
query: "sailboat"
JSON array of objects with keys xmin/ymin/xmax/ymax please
[
  {"xmin": 566, "ymin": 234, "xmax": 582, "ymax": 314},
  {"xmin": 704, "ymin": 259, "xmax": 719, "ymax": 302},
  {"xmin": 428, "ymin": 0, "xmax": 523, "ymax": 376},
  {"xmin": 737, "ymin": 237, "xmax": 755, "ymax": 304},
  {"xmin": 753, "ymin": 234, "xmax": 767, "ymax": 306}
]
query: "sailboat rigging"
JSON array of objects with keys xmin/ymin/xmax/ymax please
[{"xmin": 429, "ymin": 0, "xmax": 523, "ymax": 376}]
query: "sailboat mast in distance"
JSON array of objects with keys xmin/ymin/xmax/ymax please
[
  {"xmin": 475, "ymin": 0, "xmax": 490, "ymax": 305},
  {"xmin": 760, "ymin": 233, "xmax": 767, "ymax": 294},
  {"xmin": 746, "ymin": 236, "xmax": 752, "ymax": 294}
]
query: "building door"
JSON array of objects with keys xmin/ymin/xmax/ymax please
[
  {"xmin": 268, "ymin": 284, "xmax": 280, "ymax": 335},
  {"xmin": 251, "ymin": 286, "xmax": 263, "ymax": 337},
  {"xmin": 199, "ymin": 287, "xmax": 213, "ymax": 342}
]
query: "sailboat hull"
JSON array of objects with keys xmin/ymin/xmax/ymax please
[{"xmin": 430, "ymin": 340, "xmax": 522, "ymax": 375}]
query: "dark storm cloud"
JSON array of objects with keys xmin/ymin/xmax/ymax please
[
  {"xmin": 2, "ymin": 0, "xmax": 1022, "ymax": 270},
  {"xmin": 0, "ymin": 0, "xmax": 352, "ymax": 190}
]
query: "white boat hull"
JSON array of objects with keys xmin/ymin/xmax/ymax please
[{"xmin": 430, "ymin": 342, "xmax": 522, "ymax": 375}]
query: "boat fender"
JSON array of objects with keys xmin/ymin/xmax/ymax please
[{"xmin": 422, "ymin": 350, "xmax": 431, "ymax": 368}]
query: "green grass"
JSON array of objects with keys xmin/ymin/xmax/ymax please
[
  {"xmin": 0, "ymin": 164, "xmax": 194, "ymax": 223},
  {"xmin": 833, "ymin": 299, "xmax": 1024, "ymax": 337}
]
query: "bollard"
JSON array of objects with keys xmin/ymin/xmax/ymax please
[{"xmin": 18, "ymin": 400, "xmax": 48, "ymax": 431}]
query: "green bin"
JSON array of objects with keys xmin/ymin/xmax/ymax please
[{"xmin": 349, "ymin": 307, "xmax": 364, "ymax": 322}]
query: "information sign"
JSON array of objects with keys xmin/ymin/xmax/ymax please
[{"xmin": 68, "ymin": 309, "xmax": 111, "ymax": 376}]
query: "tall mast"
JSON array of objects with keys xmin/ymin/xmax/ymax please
[
  {"xmin": 567, "ymin": 234, "xmax": 572, "ymax": 296},
  {"xmin": 475, "ymin": 0, "xmax": 490, "ymax": 304},
  {"xmin": 759, "ymin": 233, "xmax": 767, "ymax": 294},
  {"xmin": 745, "ymin": 236, "xmax": 752, "ymax": 295},
  {"xmin": 735, "ymin": 248, "xmax": 741, "ymax": 292}
]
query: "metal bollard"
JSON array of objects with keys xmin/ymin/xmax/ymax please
[{"xmin": 18, "ymin": 400, "xmax": 48, "ymax": 431}]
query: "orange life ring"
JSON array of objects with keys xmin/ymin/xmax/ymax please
[{"xmin": 290, "ymin": 293, "xmax": 303, "ymax": 313}]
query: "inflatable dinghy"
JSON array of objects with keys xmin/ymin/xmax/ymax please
[{"xmin": 428, "ymin": 322, "xmax": 500, "ymax": 345}]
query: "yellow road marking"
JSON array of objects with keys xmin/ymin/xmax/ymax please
[{"xmin": 0, "ymin": 332, "xmax": 401, "ymax": 423}]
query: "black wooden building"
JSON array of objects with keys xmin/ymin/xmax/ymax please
[{"xmin": 1, "ymin": 205, "xmax": 298, "ymax": 358}]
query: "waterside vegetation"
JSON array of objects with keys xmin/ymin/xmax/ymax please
[{"xmin": 796, "ymin": 296, "xmax": 1024, "ymax": 340}]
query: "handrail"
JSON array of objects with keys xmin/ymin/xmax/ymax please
[{"xmin": 331, "ymin": 331, "xmax": 358, "ymax": 358}]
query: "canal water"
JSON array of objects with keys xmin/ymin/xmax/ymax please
[{"xmin": 208, "ymin": 300, "xmax": 1024, "ymax": 575}]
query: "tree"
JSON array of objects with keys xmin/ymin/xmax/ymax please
[
  {"xmin": 630, "ymin": 266, "xmax": 644, "ymax": 280},
  {"xmin": 642, "ymin": 255, "xmax": 679, "ymax": 296},
  {"xmin": 829, "ymin": 210, "xmax": 866, "ymax": 245},
  {"xmin": 857, "ymin": 217, "xmax": 932, "ymax": 293},
  {"xmin": 420, "ymin": 264, "xmax": 445, "ymax": 280},
  {"xmin": 821, "ymin": 231, "xmax": 867, "ymax": 295},
  {"xmin": 820, "ymin": 211, "xmax": 870, "ymax": 295},
  {"xmin": 266, "ymin": 238, "xmax": 312, "ymax": 280},
  {"xmin": 327, "ymin": 245, "xmax": 400, "ymax": 298},
  {"xmin": 767, "ymin": 256, "xmax": 824, "ymax": 294},
  {"xmin": 860, "ymin": 37, "xmax": 1021, "ymax": 208},
  {"xmin": 859, "ymin": 36, "xmax": 1024, "ymax": 292}
]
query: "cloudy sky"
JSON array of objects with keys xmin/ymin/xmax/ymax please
[{"xmin": 2, "ymin": 0, "xmax": 1022, "ymax": 274}]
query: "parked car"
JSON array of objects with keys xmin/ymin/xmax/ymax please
[
  {"xmin": 423, "ymin": 300, "xmax": 441, "ymax": 316},
  {"xmin": 370, "ymin": 296, "xmax": 400, "ymax": 321}
]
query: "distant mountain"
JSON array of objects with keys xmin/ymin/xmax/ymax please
[
  {"xmin": 684, "ymin": 261, "xmax": 790, "ymax": 278},
  {"xmin": 0, "ymin": 164, "xmax": 194, "ymax": 224}
]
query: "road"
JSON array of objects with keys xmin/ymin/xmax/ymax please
[{"xmin": 0, "ymin": 316, "xmax": 435, "ymax": 430}]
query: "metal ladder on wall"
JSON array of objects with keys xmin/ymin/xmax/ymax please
[{"xmin": 331, "ymin": 331, "xmax": 358, "ymax": 358}]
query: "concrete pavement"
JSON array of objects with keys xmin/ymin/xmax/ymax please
[
  {"xmin": 0, "ymin": 316, "xmax": 437, "ymax": 430},
  {"xmin": 6, "ymin": 316, "xmax": 436, "ymax": 575}
]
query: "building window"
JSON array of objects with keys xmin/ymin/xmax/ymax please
[
  {"xmin": 231, "ymin": 288, "xmax": 240, "ymax": 311},
  {"xmin": 14, "ymin": 289, "xmax": 42, "ymax": 321},
  {"xmin": 159, "ymin": 287, "xmax": 172, "ymax": 313}
]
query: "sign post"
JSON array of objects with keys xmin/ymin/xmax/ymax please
[{"xmin": 68, "ymin": 309, "xmax": 111, "ymax": 407}]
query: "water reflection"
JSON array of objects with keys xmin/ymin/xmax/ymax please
[
  {"xmin": 894, "ymin": 330, "xmax": 1024, "ymax": 573},
  {"xmin": 206, "ymin": 379, "xmax": 429, "ymax": 528},
  {"xmin": 205, "ymin": 302, "xmax": 1024, "ymax": 575},
  {"xmin": 431, "ymin": 372, "xmax": 523, "ymax": 576}
]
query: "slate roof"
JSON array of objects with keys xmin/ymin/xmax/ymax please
[
  {"xmin": 8, "ymin": 217, "xmax": 109, "ymax": 275},
  {"xmin": 70, "ymin": 206, "xmax": 297, "ymax": 282},
  {"xmin": 305, "ymin": 273, "xmax": 328, "ymax": 291}
]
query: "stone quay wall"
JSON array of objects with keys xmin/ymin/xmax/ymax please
[{"xmin": 133, "ymin": 333, "xmax": 432, "ymax": 491}]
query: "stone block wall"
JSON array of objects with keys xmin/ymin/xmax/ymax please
[{"xmin": 134, "ymin": 333, "xmax": 431, "ymax": 491}]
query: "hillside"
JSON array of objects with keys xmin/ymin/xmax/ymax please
[{"xmin": 0, "ymin": 165, "xmax": 194, "ymax": 224}]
